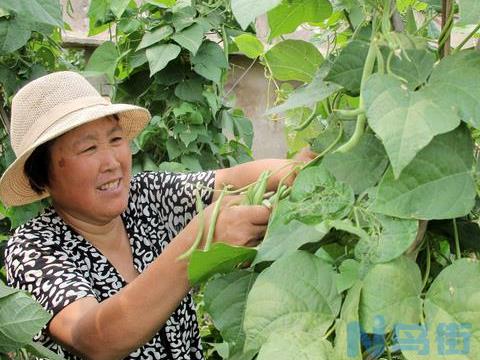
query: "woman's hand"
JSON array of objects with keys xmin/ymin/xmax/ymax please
[{"xmin": 201, "ymin": 196, "xmax": 271, "ymax": 248}]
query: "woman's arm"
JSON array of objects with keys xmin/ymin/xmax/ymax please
[{"xmin": 48, "ymin": 203, "xmax": 270, "ymax": 360}]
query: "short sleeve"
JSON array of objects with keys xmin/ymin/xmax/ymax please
[
  {"xmin": 129, "ymin": 171, "xmax": 215, "ymax": 234},
  {"xmin": 4, "ymin": 230, "xmax": 97, "ymax": 316}
]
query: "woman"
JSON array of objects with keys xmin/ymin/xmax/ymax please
[{"xmin": 1, "ymin": 71, "xmax": 313, "ymax": 359}]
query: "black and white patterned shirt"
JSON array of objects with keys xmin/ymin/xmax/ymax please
[{"xmin": 5, "ymin": 171, "xmax": 215, "ymax": 360}]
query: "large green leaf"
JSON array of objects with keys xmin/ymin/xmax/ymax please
[
  {"xmin": 257, "ymin": 330, "xmax": 333, "ymax": 360},
  {"xmin": 244, "ymin": 251, "xmax": 341, "ymax": 353},
  {"xmin": 364, "ymin": 74, "xmax": 459, "ymax": 178},
  {"xmin": 110, "ymin": 0, "xmax": 130, "ymax": 18},
  {"xmin": 428, "ymin": 51, "xmax": 480, "ymax": 129},
  {"xmin": 1, "ymin": 0, "xmax": 63, "ymax": 28},
  {"xmin": 204, "ymin": 270, "xmax": 257, "ymax": 360},
  {"xmin": 136, "ymin": 25, "xmax": 174, "ymax": 50},
  {"xmin": 233, "ymin": 34, "xmax": 264, "ymax": 59},
  {"xmin": 174, "ymin": 78, "xmax": 204, "ymax": 102},
  {"xmin": 266, "ymin": 68, "xmax": 342, "ymax": 113},
  {"xmin": 359, "ymin": 256, "xmax": 422, "ymax": 334},
  {"xmin": 402, "ymin": 259, "xmax": 480, "ymax": 360},
  {"xmin": 334, "ymin": 283, "xmax": 362, "ymax": 360},
  {"xmin": 0, "ymin": 283, "xmax": 17, "ymax": 299},
  {"xmin": 0, "ymin": 17, "xmax": 31, "ymax": 54},
  {"xmin": 325, "ymin": 40, "xmax": 369, "ymax": 95},
  {"xmin": 264, "ymin": 40, "xmax": 323, "ymax": 83},
  {"xmin": 25, "ymin": 340, "xmax": 65, "ymax": 360},
  {"xmin": 267, "ymin": 0, "xmax": 332, "ymax": 39},
  {"xmin": 188, "ymin": 243, "xmax": 257, "ymax": 285},
  {"xmin": 373, "ymin": 126, "xmax": 476, "ymax": 220},
  {"xmin": 323, "ymin": 132, "xmax": 388, "ymax": 194},
  {"xmin": 231, "ymin": 0, "xmax": 282, "ymax": 30},
  {"xmin": 254, "ymin": 200, "xmax": 330, "ymax": 264},
  {"xmin": 171, "ymin": 22, "xmax": 205, "ymax": 55},
  {"xmin": 287, "ymin": 164, "xmax": 355, "ymax": 225},
  {"xmin": 458, "ymin": 0, "xmax": 480, "ymax": 25},
  {"xmin": 146, "ymin": 43, "xmax": 181, "ymax": 76},
  {"xmin": 365, "ymin": 51, "xmax": 480, "ymax": 177},
  {"xmin": 191, "ymin": 40, "xmax": 228, "ymax": 84},
  {"xmin": 0, "ymin": 291, "xmax": 51, "ymax": 352},
  {"xmin": 355, "ymin": 215, "xmax": 418, "ymax": 263},
  {"xmin": 85, "ymin": 41, "xmax": 119, "ymax": 82},
  {"xmin": 388, "ymin": 49, "xmax": 436, "ymax": 90}
]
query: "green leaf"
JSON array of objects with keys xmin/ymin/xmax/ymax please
[
  {"xmin": 366, "ymin": 52, "xmax": 480, "ymax": 177},
  {"xmin": 174, "ymin": 78, "xmax": 204, "ymax": 102},
  {"xmin": 257, "ymin": 331, "xmax": 333, "ymax": 360},
  {"xmin": 233, "ymin": 33, "xmax": 264, "ymax": 59},
  {"xmin": 323, "ymin": 132, "xmax": 388, "ymax": 194},
  {"xmin": 355, "ymin": 215, "xmax": 418, "ymax": 264},
  {"xmin": 204, "ymin": 270, "xmax": 258, "ymax": 359},
  {"xmin": 244, "ymin": 251, "xmax": 341, "ymax": 353},
  {"xmin": 428, "ymin": 50, "xmax": 480, "ymax": 129},
  {"xmin": 387, "ymin": 49, "xmax": 435, "ymax": 90},
  {"xmin": 267, "ymin": 68, "xmax": 342, "ymax": 113},
  {"xmin": 265, "ymin": 39, "xmax": 323, "ymax": 83},
  {"xmin": 458, "ymin": 0, "xmax": 480, "ymax": 25},
  {"xmin": 325, "ymin": 40, "xmax": 370, "ymax": 95},
  {"xmin": 0, "ymin": 17, "xmax": 31, "ymax": 54},
  {"xmin": 373, "ymin": 126, "xmax": 476, "ymax": 220},
  {"xmin": 145, "ymin": 43, "xmax": 181, "ymax": 76},
  {"xmin": 1, "ymin": 0, "xmax": 63, "ymax": 28},
  {"xmin": 402, "ymin": 259, "xmax": 480, "ymax": 360},
  {"xmin": 188, "ymin": 243, "xmax": 257, "ymax": 285},
  {"xmin": 181, "ymin": 154, "xmax": 203, "ymax": 171},
  {"xmin": 254, "ymin": 200, "xmax": 330, "ymax": 264},
  {"xmin": 287, "ymin": 164, "xmax": 355, "ymax": 225},
  {"xmin": 172, "ymin": 22, "xmax": 205, "ymax": 55},
  {"xmin": 0, "ymin": 291, "xmax": 51, "ymax": 352},
  {"xmin": 0, "ymin": 283, "xmax": 17, "ymax": 299},
  {"xmin": 359, "ymin": 256, "xmax": 422, "ymax": 334},
  {"xmin": 110, "ymin": 0, "xmax": 130, "ymax": 18},
  {"xmin": 145, "ymin": 0, "xmax": 176, "ymax": 7},
  {"xmin": 24, "ymin": 340, "xmax": 65, "ymax": 360},
  {"xmin": 191, "ymin": 40, "xmax": 228, "ymax": 84},
  {"xmin": 231, "ymin": 0, "xmax": 282, "ymax": 30},
  {"xmin": 336, "ymin": 259, "xmax": 361, "ymax": 293},
  {"xmin": 267, "ymin": 0, "xmax": 332, "ymax": 39},
  {"xmin": 334, "ymin": 283, "xmax": 362, "ymax": 360},
  {"xmin": 364, "ymin": 74, "xmax": 460, "ymax": 178},
  {"xmin": 137, "ymin": 25, "xmax": 174, "ymax": 50},
  {"xmin": 85, "ymin": 41, "xmax": 119, "ymax": 82}
]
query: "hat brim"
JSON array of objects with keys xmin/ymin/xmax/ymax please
[{"xmin": 0, "ymin": 103, "xmax": 151, "ymax": 207}]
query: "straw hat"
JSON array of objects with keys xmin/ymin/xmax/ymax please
[{"xmin": 0, "ymin": 71, "xmax": 151, "ymax": 207}]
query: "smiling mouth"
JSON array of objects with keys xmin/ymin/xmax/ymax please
[{"xmin": 98, "ymin": 179, "xmax": 121, "ymax": 191}]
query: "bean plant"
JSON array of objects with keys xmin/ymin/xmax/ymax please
[{"xmin": 186, "ymin": 0, "xmax": 480, "ymax": 359}]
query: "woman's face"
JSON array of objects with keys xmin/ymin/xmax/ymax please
[{"xmin": 47, "ymin": 116, "xmax": 132, "ymax": 225}]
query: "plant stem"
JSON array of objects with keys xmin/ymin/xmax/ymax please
[
  {"xmin": 335, "ymin": 19, "xmax": 378, "ymax": 153},
  {"xmin": 294, "ymin": 103, "xmax": 319, "ymax": 131},
  {"xmin": 453, "ymin": 218, "xmax": 461, "ymax": 260},
  {"xmin": 454, "ymin": 24, "xmax": 480, "ymax": 53},
  {"xmin": 304, "ymin": 122, "xmax": 344, "ymax": 168},
  {"xmin": 439, "ymin": 0, "xmax": 454, "ymax": 58},
  {"xmin": 421, "ymin": 237, "xmax": 431, "ymax": 290}
]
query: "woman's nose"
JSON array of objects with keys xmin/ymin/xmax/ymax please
[{"xmin": 99, "ymin": 147, "xmax": 121, "ymax": 172}]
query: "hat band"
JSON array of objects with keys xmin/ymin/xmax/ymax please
[{"xmin": 17, "ymin": 96, "xmax": 111, "ymax": 155}]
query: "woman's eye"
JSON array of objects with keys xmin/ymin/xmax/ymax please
[
  {"xmin": 111, "ymin": 136, "xmax": 123, "ymax": 143},
  {"xmin": 81, "ymin": 146, "xmax": 96, "ymax": 153}
]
